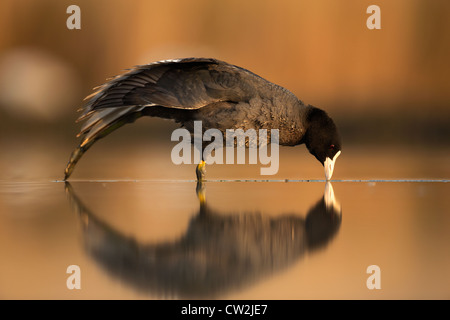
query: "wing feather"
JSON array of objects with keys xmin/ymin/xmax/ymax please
[
  {"xmin": 76, "ymin": 58, "xmax": 268, "ymax": 145},
  {"xmin": 79, "ymin": 58, "xmax": 261, "ymax": 115},
  {"xmin": 64, "ymin": 58, "xmax": 271, "ymax": 179}
]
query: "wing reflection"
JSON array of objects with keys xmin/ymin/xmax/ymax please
[{"xmin": 65, "ymin": 181, "xmax": 341, "ymax": 298}]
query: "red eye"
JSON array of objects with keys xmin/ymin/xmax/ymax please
[{"xmin": 329, "ymin": 144, "xmax": 335, "ymax": 149}]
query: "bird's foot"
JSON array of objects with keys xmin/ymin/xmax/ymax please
[{"xmin": 196, "ymin": 181, "xmax": 206, "ymax": 205}]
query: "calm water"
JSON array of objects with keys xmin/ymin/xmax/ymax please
[
  {"xmin": 0, "ymin": 178, "xmax": 449, "ymax": 299},
  {"xmin": 0, "ymin": 135, "xmax": 449, "ymax": 299}
]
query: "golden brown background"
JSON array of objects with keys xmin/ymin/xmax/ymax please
[{"xmin": 1, "ymin": 0, "xmax": 449, "ymax": 152}]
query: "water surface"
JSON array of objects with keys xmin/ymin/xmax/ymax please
[{"xmin": 0, "ymin": 178, "xmax": 448, "ymax": 299}]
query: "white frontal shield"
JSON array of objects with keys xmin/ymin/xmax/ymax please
[{"xmin": 324, "ymin": 150, "xmax": 341, "ymax": 180}]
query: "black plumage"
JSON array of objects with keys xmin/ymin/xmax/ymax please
[{"xmin": 64, "ymin": 58, "xmax": 342, "ymax": 180}]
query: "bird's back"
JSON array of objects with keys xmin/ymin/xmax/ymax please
[{"xmin": 64, "ymin": 58, "xmax": 310, "ymax": 179}]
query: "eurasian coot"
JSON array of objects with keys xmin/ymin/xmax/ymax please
[{"xmin": 64, "ymin": 58, "xmax": 341, "ymax": 180}]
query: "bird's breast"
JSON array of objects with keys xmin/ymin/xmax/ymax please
[{"xmin": 188, "ymin": 97, "xmax": 305, "ymax": 146}]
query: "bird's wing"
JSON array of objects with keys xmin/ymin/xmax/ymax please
[
  {"xmin": 64, "ymin": 58, "xmax": 268, "ymax": 180},
  {"xmin": 77, "ymin": 58, "xmax": 265, "ymax": 140}
]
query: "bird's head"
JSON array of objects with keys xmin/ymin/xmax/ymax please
[{"xmin": 303, "ymin": 107, "xmax": 342, "ymax": 180}]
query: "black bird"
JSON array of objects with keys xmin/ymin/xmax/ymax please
[{"xmin": 64, "ymin": 58, "xmax": 341, "ymax": 180}]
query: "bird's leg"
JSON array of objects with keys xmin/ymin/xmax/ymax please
[
  {"xmin": 196, "ymin": 160, "xmax": 206, "ymax": 181},
  {"xmin": 195, "ymin": 138, "xmax": 206, "ymax": 181},
  {"xmin": 196, "ymin": 181, "xmax": 206, "ymax": 206}
]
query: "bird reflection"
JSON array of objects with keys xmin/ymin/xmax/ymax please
[{"xmin": 65, "ymin": 181, "xmax": 341, "ymax": 298}]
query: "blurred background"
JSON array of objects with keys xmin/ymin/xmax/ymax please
[{"xmin": 0, "ymin": 0, "xmax": 449, "ymax": 180}]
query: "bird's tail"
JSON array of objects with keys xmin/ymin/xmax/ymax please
[{"xmin": 64, "ymin": 107, "xmax": 144, "ymax": 180}]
